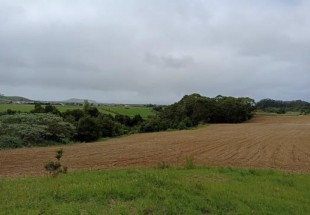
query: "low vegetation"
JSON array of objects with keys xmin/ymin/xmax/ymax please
[
  {"xmin": 0, "ymin": 167, "xmax": 309, "ymax": 214},
  {"xmin": 44, "ymin": 149, "xmax": 67, "ymax": 177}
]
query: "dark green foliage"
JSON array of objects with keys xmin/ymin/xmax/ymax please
[
  {"xmin": 115, "ymin": 114, "xmax": 143, "ymax": 127},
  {"xmin": 276, "ymin": 108, "xmax": 287, "ymax": 114},
  {"xmin": 210, "ymin": 95, "xmax": 255, "ymax": 123},
  {"xmin": 153, "ymin": 105, "xmax": 164, "ymax": 112},
  {"xmin": 140, "ymin": 93, "xmax": 255, "ymax": 133},
  {"xmin": 30, "ymin": 104, "xmax": 61, "ymax": 116},
  {"xmin": 139, "ymin": 116, "xmax": 169, "ymax": 132},
  {"xmin": 6, "ymin": 109, "xmax": 17, "ymax": 115},
  {"xmin": 44, "ymin": 149, "xmax": 67, "ymax": 177},
  {"xmin": 62, "ymin": 101, "xmax": 133, "ymax": 142},
  {"xmin": 96, "ymin": 114, "xmax": 127, "ymax": 137},
  {"xmin": 44, "ymin": 104, "xmax": 61, "ymax": 115},
  {"xmin": 131, "ymin": 114, "xmax": 144, "ymax": 125},
  {"xmin": 115, "ymin": 114, "xmax": 132, "ymax": 126},
  {"xmin": 0, "ymin": 135, "xmax": 22, "ymax": 149},
  {"xmin": 85, "ymin": 107, "xmax": 100, "ymax": 117},
  {"xmin": 256, "ymin": 98, "xmax": 310, "ymax": 114},
  {"xmin": 63, "ymin": 109, "xmax": 85, "ymax": 125},
  {"xmin": 160, "ymin": 93, "xmax": 212, "ymax": 127},
  {"xmin": 77, "ymin": 116, "xmax": 100, "ymax": 142},
  {"xmin": 74, "ymin": 101, "xmax": 130, "ymax": 142},
  {"xmin": 30, "ymin": 104, "xmax": 45, "ymax": 113}
]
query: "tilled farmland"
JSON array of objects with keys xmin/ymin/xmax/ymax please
[{"xmin": 1, "ymin": 115, "xmax": 310, "ymax": 177}]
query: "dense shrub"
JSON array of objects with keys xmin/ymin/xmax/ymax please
[
  {"xmin": 63, "ymin": 109, "xmax": 85, "ymax": 125},
  {"xmin": 77, "ymin": 116, "xmax": 101, "ymax": 142},
  {"xmin": 44, "ymin": 104, "xmax": 61, "ymax": 115},
  {"xmin": 115, "ymin": 114, "xmax": 144, "ymax": 127},
  {"xmin": 152, "ymin": 93, "xmax": 255, "ymax": 131},
  {"xmin": 210, "ymin": 96, "xmax": 255, "ymax": 123},
  {"xmin": 96, "ymin": 114, "xmax": 127, "ymax": 137},
  {"xmin": 0, "ymin": 135, "xmax": 22, "ymax": 149},
  {"xmin": 0, "ymin": 113, "xmax": 75, "ymax": 147},
  {"xmin": 85, "ymin": 107, "xmax": 100, "ymax": 117},
  {"xmin": 30, "ymin": 104, "xmax": 45, "ymax": 113},
  {"xmin": 139, "ymin": 116, "xmax": 169, "ymax": 132}
]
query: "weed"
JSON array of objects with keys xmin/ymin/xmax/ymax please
[
  {"xmin": 185, "ymin": 155, "xmax": 195, "ymax": 169},
  {"xmin": 157, "ymin": 161, "xmax": 170, "ymax": 169},
  {"xmin": 44, "ymin": 149, "xmax": 67, "ymax": 177}
]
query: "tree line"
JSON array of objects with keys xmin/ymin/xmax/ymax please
[
  {"xmin": 256, "ymin": 99, "xmax": 310, "ymax": 114},
  {"xmin": 141, "ymin": 94, "xmax": 255, "ymax": 132},
  {"xmin": 0, "ymin": 94, "xmax": 256, "ymax": 149}
]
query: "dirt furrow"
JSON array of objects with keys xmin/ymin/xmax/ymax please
[{"xmin": 1, "ymin": 115, "xmax": 310, "ymax": 177}]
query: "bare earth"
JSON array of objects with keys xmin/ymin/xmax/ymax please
[{"xmin": 1, "ymin": 115, "xmax": 310, "ymax": 177}]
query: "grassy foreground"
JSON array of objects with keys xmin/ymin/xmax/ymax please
[{"xmin": 0, "ymin": 167, "xmax": 309, "ymax": 215}]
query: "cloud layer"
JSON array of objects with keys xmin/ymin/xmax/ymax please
[{"xmin": 1, "ymin": 0, "xmax": 310, "ymax": 103}]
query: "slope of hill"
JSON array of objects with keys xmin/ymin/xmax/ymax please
[{"xmin": 0, "ymin": 95, "xmax": 32, "ymax": 103}]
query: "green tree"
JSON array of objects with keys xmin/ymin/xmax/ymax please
[
  {"xmin": 30, "ymin": 104, "xmax": 45, "ymax": 113},
  {"xmin": 77, "ymin": 116, "xmax": 100, "ymax": 142}
]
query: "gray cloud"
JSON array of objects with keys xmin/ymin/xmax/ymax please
[{"xmin": 1, "ymin": 0, "xmax": 310, "ymax": 104}]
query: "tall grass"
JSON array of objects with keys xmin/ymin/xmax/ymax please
[{"xmin": 1, "ymin": 167, "xmax": 309, "ymax": 214}]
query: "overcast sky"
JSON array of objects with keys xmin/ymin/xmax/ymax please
[{"xmin": 1, "ymin": 0, "xmax": 310, "ymax": 104}]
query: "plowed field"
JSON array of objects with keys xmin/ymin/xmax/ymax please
[{"xmin": 1, "ymin": 115, "xmax": 310, "ymax": 177}]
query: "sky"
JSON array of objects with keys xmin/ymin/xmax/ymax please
[{"xmin": 1, "ymin": 0, "xmax": 310, "ymax": 104}]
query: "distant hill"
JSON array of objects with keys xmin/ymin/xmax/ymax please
[
  {"xmin": 0, "ymin": 95, "xmax": 32, "ymax": 103},
  {"xmin": 62, "ymin": 98, "xmax": 97, "ymax": 104}
]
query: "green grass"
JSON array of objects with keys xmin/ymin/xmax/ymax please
[
  {"xmin": 0, "ymin": 104, "xmax": 154, "ymax": 118},
  {"xmin": 1, "ymin": 167, "xmax": 309, "ymax": 214},
  {"xmin": 0, "ymin": 104, "xmax": 35, "ymax": 112}
]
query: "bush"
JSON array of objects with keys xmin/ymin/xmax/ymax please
[
  {"xmin": 0, "ymin": 135, "xmax": 22, "ymax": 149},
  {"xmin": 139, "ymin": 116, "xmax": 168, "ymax": 132},
  {"xmin": 96, "ymin": 114, "xmax": 127, "ymax": 137},
  {"xmin": 44, "ymin": 149, "xmax": 68, "ymax": 177},
  {"xmin": 77, "ymin": 116, "xmax": 100, "ymax": 142},
  {"xmin": 0, "ymin": 113, "xmax": 76, "ymax": 147},
  {"xmin": 63, "ymin": 109, "xmax": 85, "ymax": 124}
]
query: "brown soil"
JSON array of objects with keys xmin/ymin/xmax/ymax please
[{"xmin": 1, "ymin": 115, "xmax": 310, "ymax": 177}]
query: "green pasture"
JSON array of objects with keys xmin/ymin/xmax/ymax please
[
  {"xmin": 0, "ymin": 104, "xmax": 154, "ymax": 118},
  {"xmin": 0, "ymin": 167, "xmax": 309, "ymax": 214},
  {"xmin": 0, "ymin": 104, "xmax": 34, "ymax": 112}
]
